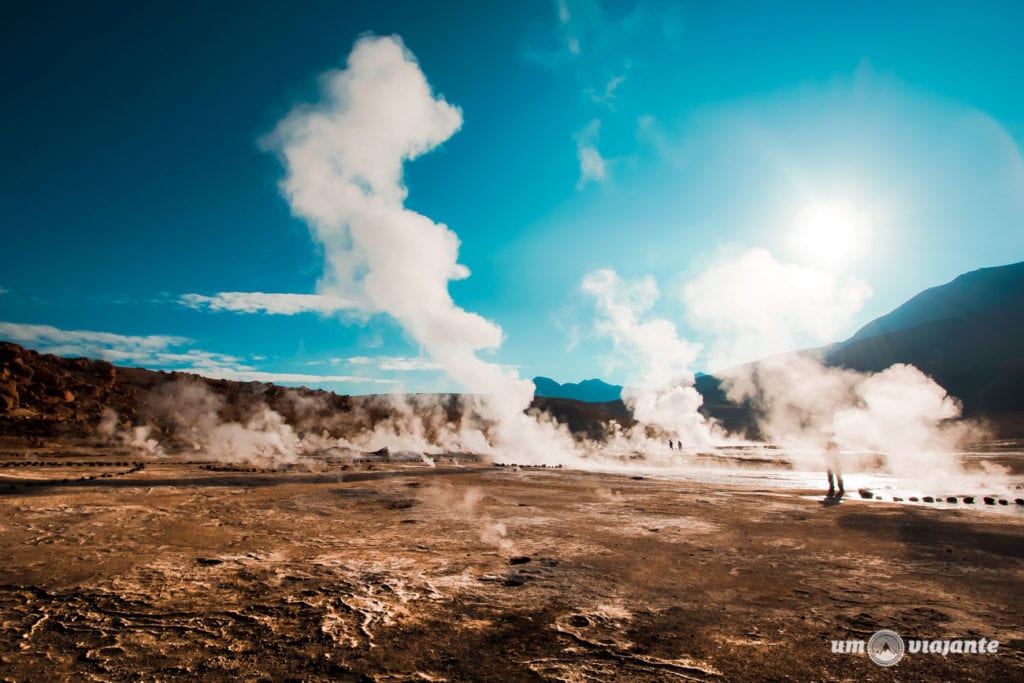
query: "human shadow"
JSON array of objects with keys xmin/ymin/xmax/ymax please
[{"xmin": 821, "ymin": 489, "xmax": 845, "ymax": 506}]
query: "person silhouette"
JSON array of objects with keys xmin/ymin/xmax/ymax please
[{"xmin": 825, "ymin": 440, "xmax": 844, "ymax": 497}]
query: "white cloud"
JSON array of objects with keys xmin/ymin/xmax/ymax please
[
  {"xmin": 180, "ymin": 291, "xmax": 354, "ymax": 315},
  {"xmin": 682, "ymin": 247, "xmax": 872, "ymax": 370},
  {"xmin": 575, "ymin": 119, "xmax": 608, "ymax": 188},
  {"xmin": 0, "ymin": 287, "xmax": 8, "ymax": 295}
]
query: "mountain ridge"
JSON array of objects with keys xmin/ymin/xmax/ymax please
[{"xmin": 532, "ymin": 376, "xmax": 623, "ymax": 403}]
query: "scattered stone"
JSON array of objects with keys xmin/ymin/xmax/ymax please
[
  {"xmin": 509, "ymin": 556, "xmax": 531, "ymax": 565},
  {"xmin": 963, "ymin": 496, "xmax": 975, "ymax": 504},
  {"xmin": 196, "ymin": 558, "xmax": 223, "ymax": 566},
  {"xmin": 946, "ymin": 497, "xmax": 958, "ymax": 504},
  {"xmin": 858, "ymin": 488, "xmax": 874, "ymax": 499},
  {"xmin": 984, "ymin": 497, "xmax": 996, "ymax": 505},
  {"xmin": 923, "ymin": 496, "xmax": 934, "ymax": 503}
]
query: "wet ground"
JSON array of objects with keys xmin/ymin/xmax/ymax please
[{"xmin": 1, "ymin": 449, "xmax": 1022, "ymax": 681}]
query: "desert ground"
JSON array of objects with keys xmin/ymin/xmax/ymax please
[{"xmin": 1, "ymin": 445, "xmax": 1022, "ymax": 682}]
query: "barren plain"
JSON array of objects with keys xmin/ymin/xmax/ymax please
[{"xmin": 1, "ymin": 446, "xmax": 1022, "ymax": 682}]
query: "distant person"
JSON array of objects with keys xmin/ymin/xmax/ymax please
[{"xmin": 825, "ymin": 440, "xmax": 844, "ymax": 496}]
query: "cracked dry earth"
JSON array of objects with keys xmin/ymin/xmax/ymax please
[{"xmin": 1, "ymin": 459, "xmax": 1022, "ymax": 681}]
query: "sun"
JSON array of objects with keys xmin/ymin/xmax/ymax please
[{"xmin": 788, "ymin": 199, "xmax": 872, "ymax": 270}]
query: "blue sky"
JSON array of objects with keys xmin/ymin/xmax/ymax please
[{"xmin": 1, "ymin": 1, "xmax": 1022, "ymax": 393}]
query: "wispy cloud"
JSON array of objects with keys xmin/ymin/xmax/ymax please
[
  {"xmin": 526, "ymin": 1, "xmax": 678, "ymax": 189},
  {"xmin": 197, "ymin": 367, "xmax": 393, "ymax": 385},
  {"xmin": 0, "ymin": 322, "xmax": 204, "ymax": 366},
  {"xmin": 587, "ymin": 72, "xmax": 627, "ymax": 106},
  {"xmin": 377, "ymin": 356, "xmax": 442, "ymax": 372},
  {"xmin": 0, "ymin": 321, "xmax": 391, "ymax": 388},
  {"xmin": 306, "ymin": 355, "xmax": 442, "ymax": 372},
  {"xmin": 179, "ymin": 292, "xmax": 355, "ymax": 315},
  {"xmin": 575, "ymin": 119, "xmax": 608, "ymax": 188}
]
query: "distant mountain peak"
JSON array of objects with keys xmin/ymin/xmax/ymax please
[
  {"xmin": 825, "ymin": 259, "xmax": 1024, "ymax": 414},
  {"xmin": 533, "ymin": 376, "xmax": 622, "ymax": 403},
  {"xmin": 842, "ymin": 260, "xmax": 1024, "ymax": 346}
]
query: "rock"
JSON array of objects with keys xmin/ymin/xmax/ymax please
[
  {"xmin": 0, "ymin": 379, "xmax": 18, "ymax": 401},
  {"xmin": 33, "ymin": 366, "xmax": 62, "ymax": 388},
  {"xmin": 983, "ymin": 497, "xmax": 996, "ymax": 505},
  {"xmin": 858, "ymin": 488, "xmax": 874, "ymax": 499},
  {"xmin": 0, "ymin": 393, "xmax": 16, "ymax": 411},
  {"xmin": 90, "ymin": 359, "xmax": 117, "ymax": 384},
  {"xmin": 8, "ymin": 357, "xmax": 33, "ymax": 380},
  {"xmin": 963, "ymin": 496, "xmax": 975, "ymax": 504},
  {"xmin": 923, "ymin": 496, "xmax": 934, "ymax": 503},
  {"xmin": 946, "ymin": 497, "xmax": 958, "ymax": 504},
  {"xmin": 509, "ymin": 556, "xmax": 532, "ymax": 565},
  {"xmin": 62, "ymin": 390, "xmax": 75, "ymax": 403}
]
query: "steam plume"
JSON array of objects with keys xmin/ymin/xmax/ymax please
[
  {"xmin": 264, "ymin": 35, "xmax": 577, "ymax": 463},
  {"xmin": 581, "ymin": 268, "xmax": 716, "ymax": 448}
]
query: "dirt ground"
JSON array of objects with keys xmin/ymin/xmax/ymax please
[{"xmin": 0, "ymin": 452, "xmax": 1022, "ymax": 682}]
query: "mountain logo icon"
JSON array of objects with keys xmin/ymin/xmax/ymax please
[{"xmin": 867, "ymin": 629, "xmax": 905, "ymax": 666}]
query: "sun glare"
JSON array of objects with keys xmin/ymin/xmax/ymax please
[{"xmin": 789, "ymin": 199, "xmax": 872, "ymax": 270}]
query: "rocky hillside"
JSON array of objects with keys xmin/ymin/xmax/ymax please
[
  {"xmin": 0, "ymin": 341, "xmax": 355, "ymax": 442},
  {"xmin": 826, "ymin": 260, "xmax": 1024, "ymax": 416},
  {"xmin": 0, "ymin": 342, "xmax": 623, "ymax": 447}
]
